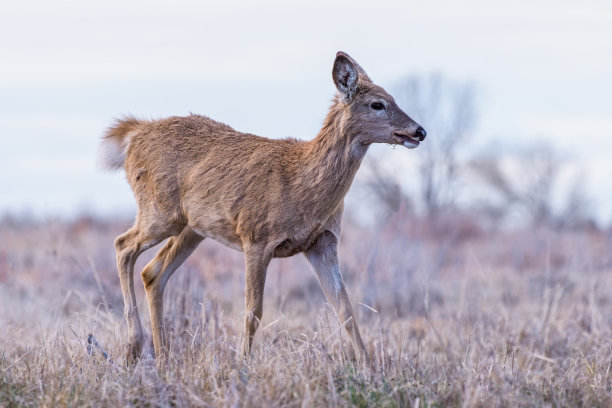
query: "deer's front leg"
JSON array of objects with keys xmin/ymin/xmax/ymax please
[
  {"xmin": 305, "ymin": 231, "xmax": 372, "ymax": 367},
  {"xmin": 241, "ymin": 243, "xmax": 273, "ymax": 358}
]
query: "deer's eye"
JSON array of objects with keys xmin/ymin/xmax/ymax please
[{"xmin": 370, "ymin": 102, "xmax": 385, "ymax": 110}]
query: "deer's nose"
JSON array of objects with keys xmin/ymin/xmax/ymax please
[{"xmin": 415, "ymin": 127, "xmax": 427, "ymax": 141}]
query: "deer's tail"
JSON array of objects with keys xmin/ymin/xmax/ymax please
[{"xmin": 99, "ymin": 115, "xmax": 141, "ymax": 170}]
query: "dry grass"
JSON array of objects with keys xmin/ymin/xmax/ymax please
[{"xmin": 1, "ymin": 214, "xmax": 612, "ymax": 407}]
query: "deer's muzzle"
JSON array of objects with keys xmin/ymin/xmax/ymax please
[{"xmin": 393, "ymin": 131, "xmax": 422, "ymax": 149}]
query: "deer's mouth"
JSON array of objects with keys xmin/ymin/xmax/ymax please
[{"xmin": 393, "ymin": 132, "xmax": 420, "ymax": 149}]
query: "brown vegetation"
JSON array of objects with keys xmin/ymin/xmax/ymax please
[{"xmin": 1, "ymin": 213, "xmax": 611, "ymax": 407}]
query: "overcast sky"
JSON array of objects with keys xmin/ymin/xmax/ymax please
[{"xmin": 1, "ymin": 0, "xmax": 610, "ymax": 222}]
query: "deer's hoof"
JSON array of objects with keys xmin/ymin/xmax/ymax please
[{"xmin": 125, "ymin": 340, "xmax": 143, "ymax": 365}]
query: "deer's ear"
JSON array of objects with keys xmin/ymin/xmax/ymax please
[{"xmin": 333, "ymin": 52, "xmax": 359, "ymax": 99}]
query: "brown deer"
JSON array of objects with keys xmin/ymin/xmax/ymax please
[{"xmin": 101, "ymin": 51, "xmax": 426, "ymax": 367}]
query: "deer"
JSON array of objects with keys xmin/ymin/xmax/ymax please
[{"xmin": 100, "ymin": 51, "xmax": 426, "ymax": 368}]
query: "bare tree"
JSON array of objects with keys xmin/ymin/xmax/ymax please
[
  {"xmin": 395, "ymin": 74, "xmax": 476, "ymax": 215},
  {"xmin": 469, "ymin": 144, "xmax": 593, "ymax": 228},
  {"xmin": 560, "ymin": 172, "xmax": 594, "ymax": 230},
  {"xmin": 469, "ymin": 145, "xmax": 560, "ymax": 224}
]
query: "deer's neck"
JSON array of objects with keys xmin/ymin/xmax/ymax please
[{"xmin": 299, "ymin": 100, "xmax": 368, "ymax": 211}]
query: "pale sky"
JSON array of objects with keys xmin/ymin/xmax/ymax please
[{"xmin": 1, "ymin": 0, "xmax": 611, "ymax": 222}]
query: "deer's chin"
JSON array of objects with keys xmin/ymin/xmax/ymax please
[
  {"xmin": 402, "ymin": 140, "xmax": 419, "ymax": 149},
  {"xmin": 393, "ymin": 134, "xmax": 420, "ymax": 149}
]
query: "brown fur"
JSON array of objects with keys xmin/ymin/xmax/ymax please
[{"xmin": 102, "ymin": 52, "xmax": 425, "ymax": 367}]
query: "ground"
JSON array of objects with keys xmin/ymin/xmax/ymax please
[{"xmin": 1, "ymin": 214, "xmax": 611, "ymax": 407}]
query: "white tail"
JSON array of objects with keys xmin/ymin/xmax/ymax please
[{"xmin": 99, "ymin": 116, "xmax": 141, "ymax": 170}]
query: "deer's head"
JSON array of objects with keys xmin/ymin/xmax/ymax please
[{"xmin": 332, "ymin": 51, "xmax": 426, "ymax": 149}]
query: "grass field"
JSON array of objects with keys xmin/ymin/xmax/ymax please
[{"xmin": 1, "ymin": 214, "xmax": 611, "ymax": 407}]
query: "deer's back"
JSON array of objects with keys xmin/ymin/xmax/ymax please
[{"xmin": 125, "ymin": 114, "xmax": 309, "ymax": 248}]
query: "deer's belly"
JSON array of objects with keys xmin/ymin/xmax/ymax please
[
  {"xmin": 272, "ymin": 227, "xmax": 325, "ymax": 258},
  {"xmin": 190, "ymin": 220, "xmax": 243, "ymax": 252}
]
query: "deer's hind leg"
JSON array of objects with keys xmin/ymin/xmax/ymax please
[
  {"xmin": 115, "ymin": 225, "xmax": 166, "ymax": 364},
  {"xmin": 141, "ymin": 226, "xmax": 204, "ymax": 362}
]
